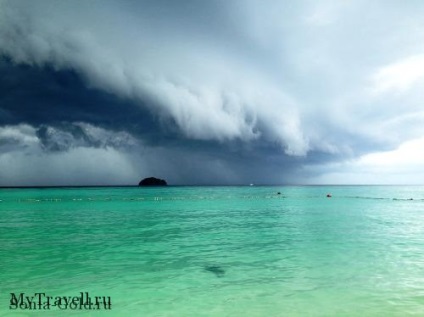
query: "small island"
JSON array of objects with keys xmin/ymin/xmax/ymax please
[{"xmin": 138, "ymin": 177, "xmax": 167, "ymax": 186}]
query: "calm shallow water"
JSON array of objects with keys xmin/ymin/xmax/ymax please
[{"xmin": 1, "ymin": 186, "xmax": 424, "ymax": 316}]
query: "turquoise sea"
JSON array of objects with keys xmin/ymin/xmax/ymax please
[{"xmin": 1, "ymin": 186, "xmax": 424, "ymax": 316}]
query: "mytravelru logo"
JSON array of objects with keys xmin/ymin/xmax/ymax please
[{"xmin": 10, "ymin": 292, "xmax": 111, "ymax": 310}]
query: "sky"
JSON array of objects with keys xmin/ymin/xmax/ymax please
[{"xmin": 1, "ymin": 0, "xmax": 424, "ymax": 186}]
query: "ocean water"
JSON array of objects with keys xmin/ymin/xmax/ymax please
[{"xmin": 1, "ymin": 186, "xmax": 424, "ymax": 316}]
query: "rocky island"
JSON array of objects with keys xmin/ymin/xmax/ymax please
[{"xmin": 138, "ymin": 177, "xmax": 168, "ymax": 186}]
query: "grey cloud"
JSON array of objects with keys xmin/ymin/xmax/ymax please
[
  {"xmin": 0, "ymin": 122, "xmax": 143, "ymax": 186},
  {"xmin": 0, "ymin": 124, "xmax": 39, "ymax": 152},
  {"xmin": 0, "ymin": 123, "xmax": 138, "ymax": 153},
  {"xmin": 0, "ymin": 122, "xmax": 307, "ymax": 186},
  {"xmin": 36, "ymin": 123, "xmax": 138, "ymax": 152},
  {"xmin": 0, "ymin": 146, "xmax": 140, "ymax": 186}
]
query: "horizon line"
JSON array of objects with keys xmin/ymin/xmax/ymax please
[{"xmin": 0, "ymin": 184, "xmax": 423, "ymax": 189}]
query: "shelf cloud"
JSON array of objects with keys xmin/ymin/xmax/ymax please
[{"xmin": 1, "ymin": 0, "xmax": 424, "ymax": 185}]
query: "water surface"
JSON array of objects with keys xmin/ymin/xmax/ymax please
[{"xmin": 1, "ymin": 186, "xmax": 424, "ymax": 316}]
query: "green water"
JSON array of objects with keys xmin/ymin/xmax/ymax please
[{"xmin": 1, "ymin": 186, "xmax": 424, "ymax": 316}]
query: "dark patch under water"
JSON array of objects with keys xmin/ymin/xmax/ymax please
[{"xmin": 204, "ymin": 265, "xmax": 225, "ymax": 277}]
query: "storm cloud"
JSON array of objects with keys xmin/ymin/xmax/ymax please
[{"xmin": 1, "ymin": 0, "xmax": 424, "ymax": 185}]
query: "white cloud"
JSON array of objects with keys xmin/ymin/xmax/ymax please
[
  {"xmin": 358, "ymin": 137, "xmax": 424, "ymax": 168},
  {"xmin": 306, "ymin": 137, "xmax": 424, "ymax": 184},
  {"xmin": 304, "ymin": 0, "xmax": 352, "ymax": 26},
  {"xmin": 371, "ymin": 54, "xmax": 424, "ymax": 95}
]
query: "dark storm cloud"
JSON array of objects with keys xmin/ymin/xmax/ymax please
[
  {"xmin": 0, "ymin": 62, "xmax": 291, "ymax": 184},
  {"xmin": 0, "ymin": 56, "xmax": 310, "ymax": 185},
  {"xmin": 1, "ymin": 0, "xmax": 424, "ymax": 185},
  {"xmin": 0, "ymin": 58, "xmax": 157, "ymax": 135}
]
